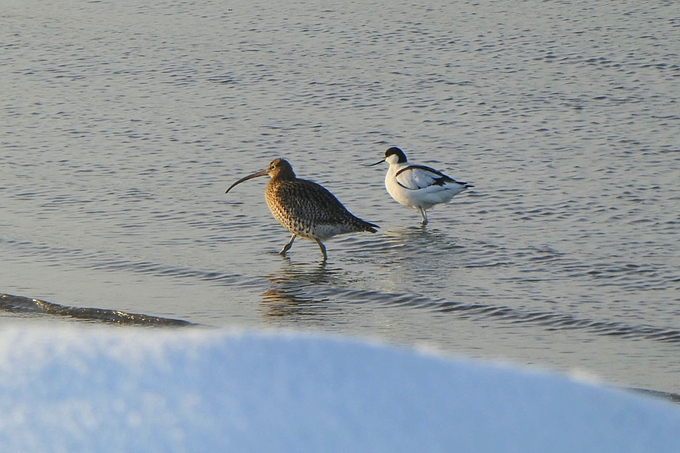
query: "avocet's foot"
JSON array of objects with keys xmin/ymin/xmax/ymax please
[{"xmin": 418, "ymin": 208, "xmax": 429, "ymax": 226}]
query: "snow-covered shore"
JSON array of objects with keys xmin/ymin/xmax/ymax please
[{"xmin": 0, "ymin": 328, "xmax": 678, "ymax": 452}]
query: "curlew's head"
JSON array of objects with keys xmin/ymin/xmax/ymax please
[
  {"xmin": 266, "ymin": 158, "xmax": 296, "ymax": 181},
  {"xmin": 365, "ymin": 146, "xmax": 408, "ymax": 167},
  {"xmin": 225, "ymin": 158, "xmax": 296, "ymax": 194}
]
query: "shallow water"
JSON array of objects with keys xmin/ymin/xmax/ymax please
[{"xmin": 1, "ymin": 0, "xmax": 679, "ymax": 395}]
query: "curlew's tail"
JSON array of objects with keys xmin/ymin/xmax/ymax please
[{"xmin": 359, "ymin": 219, "xmax": 379, "ymax": 233}]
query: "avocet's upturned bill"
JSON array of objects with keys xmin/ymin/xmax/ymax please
[{"xmin": 368, "ymin": 147, "xmax": 473, "ymax": 226}]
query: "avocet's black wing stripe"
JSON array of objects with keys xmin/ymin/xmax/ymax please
[
  {"xmin": 395, "ymin": 165, "xmax": 471, "ymax": 190},
  {"xmin": 395, "ymin": 164, "xmax": 442, "ymax": 178}
]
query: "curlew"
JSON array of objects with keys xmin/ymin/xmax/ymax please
[
  {"xmin": 226, "ymin": 158, "xmax": 378, "ymax": 261},
  {"xmin": 368, "ymin": 147, "xmax": 473, "ymax": 226}
]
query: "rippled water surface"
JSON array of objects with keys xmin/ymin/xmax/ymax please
[{"xmin": 2, "ymin": 0, "xmax": 679, "ymax": 395}]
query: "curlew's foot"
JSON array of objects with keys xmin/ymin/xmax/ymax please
[
  {"xmin": 315, "ymin": 239, "xmax": 328, "ymax": 262},
  {"xmin": 280, "ymin": 234, "xmax": 296, "ymax": 256}
]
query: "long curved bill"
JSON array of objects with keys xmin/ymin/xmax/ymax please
[
  {"xmin": 225, "ymin": 168, "xmax": 269, "ymax": 194},
  {"xmin": 363, "ymin": 158, "xmax": 385, "ymax": 167}
]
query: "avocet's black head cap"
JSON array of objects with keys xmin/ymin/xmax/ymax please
[{"xmin": 385, "ymin": 147, "xmax": 407, "ymax": 163}]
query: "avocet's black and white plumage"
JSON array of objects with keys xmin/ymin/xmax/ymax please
[{"xmin": 369, "ymin": 147, "xmax": 473, "ymax": 226}]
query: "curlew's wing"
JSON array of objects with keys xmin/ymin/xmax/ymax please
[
  {"xmin": 271, "ymin": 179, "xmax": 378, "ymax": 232},
  {"xmin": 274, "ymin": 179, "xmax": 354, "ymax": 224}
]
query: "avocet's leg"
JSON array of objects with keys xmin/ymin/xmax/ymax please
[
  {"xmin": 315, "ymin": 239, "xmax": 328, "ymax": 261},
  {"xmin": 280, "ymin": 234, "xmax": 296, "ymax": 256},
  {"xmin": 418, "ymin": 208, "xmax": 428, "ymax": 226}
]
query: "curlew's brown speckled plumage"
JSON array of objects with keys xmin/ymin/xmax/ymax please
[{"xmin": 225, "ymin": 158, "xmax": 378, "ymax": 261}]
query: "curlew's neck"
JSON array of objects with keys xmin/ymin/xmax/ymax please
[{"xmin": 273, "ymin": 168, "xmax": 296, "ymax": 181}]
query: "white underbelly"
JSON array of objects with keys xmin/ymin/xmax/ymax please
[{"xmin": 386, "ymin": 178, "xmax": 462, "ymax": 210}]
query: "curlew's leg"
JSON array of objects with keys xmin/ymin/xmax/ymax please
[
  {"xmin": 280, "ymin": 234, "xmax": 296, "ymax": 256},
  {"xmin": 315, "ymin": 239, "xmax": 328, "ymax": 261},
  {"xmin": 418, "ymin": 208, "xmax": 428, "ymax": 226}
]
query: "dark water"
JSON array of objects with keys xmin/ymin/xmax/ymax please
[{"xmin": 1, "ymin": 0, "xmax": 679, "ymax": 396}]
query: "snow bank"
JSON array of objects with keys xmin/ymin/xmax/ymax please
[{"xmin": 0, "ymin": 328, "xmax": 677, "ymax": 452}]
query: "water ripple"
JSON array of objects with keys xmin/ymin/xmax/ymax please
[
  {"xmin": 0, "ymin": 238, "xmax": 259, "ymax": 288},
  {"xmin": 262, "ymin": 279, "xmax": 680, "ymax": 344}
]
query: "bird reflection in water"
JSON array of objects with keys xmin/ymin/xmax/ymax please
[
  {"xmin": 378, "ymin": 227, "xmax": 470, "ymax": 294},
  {"xmin": 260, "ymin": 261, "xmax": 345, "ymax": 323},
  {"xmin": 381, "ymin": 226, "xmax": 466, "ymax": 261}
]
